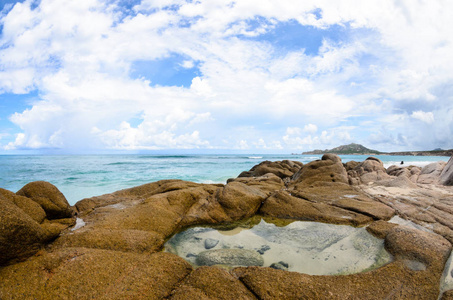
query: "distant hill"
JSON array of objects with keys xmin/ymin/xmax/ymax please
[
  {"xmin": 384, "ymin": 149, "xmax": 453, "ymax": 157},
  {"xmin": 301, "ymin": 143, "xmax": 453, "ymax": 157},
  {"xmin": 302, "ymin": 143, "xmax": 381, "ymax": 155}
]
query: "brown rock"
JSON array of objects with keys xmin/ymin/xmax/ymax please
[
  {"xmin": 384, "ymin": 226, "xmax": 451, "ymax": 271},
  {"xmin": 442, "ymin": 290, "xmax": 453, "ymax": 300},
  {"xmin": 238, "ymin": 160, "xmax": 302, "ymax": 179},
  {"xmin": 228, "ymin": 173, "xmax": 285, "ymax": 195},
  {"xmin": 170, "ymin": 266, "xmax": 257, "ymax": 300},
  {"xmin": 75, "ymin": 180, "xmax": 207, "ymax": 214},
  {"xmin": 322, "ymin": 153, "xmax": 342, "ymax": 163},
  {"xmin": 52, "ymin": 228, "xmax": 165, "ymax": 253},
  {"xmin": 366, "ymin": 220, "xmax": 398, "ymax": 239},
  {"xmin": 291, "ymin": 154, "xmax": 348, "ymax": 186},
  {"xmin": 0, "ymin": 248, "xmax": 192, "ymax": 299},
  {"xmin": 387, "ymin": 165, "xmax": 421, "ymax": 183},
  {"xmin": 0, "ymin": 187, "xmax": 46, "ymax": 223},
  {"xmin": 333, "ymin": 196, "xmax": 395, "ymax": 220},
  {"xmin": 216, "ymin": 182, "xmax": 267, "ymax": 220},
  {"xmin": 17, "ymin": 181, "xmax": 73, "ymax": 219},
  {"xmin": 233, "ymin": 223, "xmax": 450, "ymax": 300},
  {"xmin": 349, "ymin": 157, "xmax": 391, "ymax": 184},
  {"xmin": 234, "ymin": 262, "xmax": 440, "ymax": 299},
  {"xmin": 0, "ymin": 197, "xmax": 56, "ymax": 265},
  {"xmin": 344, "ymin": 160, "xmax": 360, "ymax": 171},
  {"xmin": 260, "ymin": 191, "xmax": 372, "ymax": 226}
]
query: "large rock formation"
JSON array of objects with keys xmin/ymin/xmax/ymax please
[
  {"xmin": 347, "ymin": 156, "xmax": 391, "ymax": 185},
  {"xmin": 1, "ymin": 155, "xmax": 453, "ymax": 299},
  {"xmin": 0, "ymin": 183, "xmax": 75, "ymax": 266},
  {"xmin": 238, "ymin": 160, "xmax": 303, "ymax": 179},
  {"xmin": 440, "ymin": 156, "xmax": 453, "ymax": 186},
  {"xmin": 17, "ymin": 181, "xmax": 74, "ymax": 219}
]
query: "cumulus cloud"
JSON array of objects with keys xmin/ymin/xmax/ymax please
[
  {"xmin": 411, "ymin": 111, "xmax": 434, "ymax": 124},
  {"xmin": 1, "ymin": 0, "xmax": 453, "ymax": 152},
  {"xmin": 303, "ymin": 124, "xmax": 318, "ymax": 134}
]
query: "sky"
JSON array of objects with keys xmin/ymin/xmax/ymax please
[{"xmin": 0, "ymin": 0, "xmax": 452, "ymax": 154}]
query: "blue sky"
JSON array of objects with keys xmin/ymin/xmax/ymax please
[{"xmin": 0, "ymin": 0, "xmax": 452, "ymax": 153}]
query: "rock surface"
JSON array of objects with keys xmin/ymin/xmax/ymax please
[
  {"xmin": 0, "ymin": 182, "xmax": 75, "ymax": 266},
  {"xmin": 17, "ymin": 181, "xmax": 73, "ymax": 219},
  {"xmin": 1, "ymin": 155, "xmax": 453, "ymax": 299},
  {"xmin": 440, "ymin": 156, "xmax": 453, "ymax": 185},
  {"xmin": 238, "ymin": 160, "xmax": 302, "ymax": 179}
]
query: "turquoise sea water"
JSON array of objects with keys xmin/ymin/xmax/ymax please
[{"xmin": 0, "ymin": 154, "xmax": 449, "ymax": 205}]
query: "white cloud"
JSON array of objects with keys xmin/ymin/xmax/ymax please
[
  {"xmin": 1, "ymin": 0, "xmax": 453, "ymax": 152},
  {"xmin": 411, "ymin": 111, "xmax": 434, "ymax": 124},
  {"xmin": 286, "ymin": 127, "xmax": 301, "ymax": 135},
  {"xmin": 303, "ymin": 124, "xmax": 318, "ymax": 134},
  {"xmin": 180, "ymin": 60, "xmax": 195, "ymax": 69}
]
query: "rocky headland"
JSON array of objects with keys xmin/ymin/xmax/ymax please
[
  {"xmin": 1, "ymin": 155, "xmax": 453, "ymax": 299},
  {"xmin": 301, "ymin": 143, "xmax": 453, "ymax": 157}
]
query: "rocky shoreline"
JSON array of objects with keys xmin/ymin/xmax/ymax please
[{"xmin": 1, "ymin": 154, "xmax": 453, "ymax": 299}]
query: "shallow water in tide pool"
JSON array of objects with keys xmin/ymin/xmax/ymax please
[{"xmin": 165, "ymin": 218, "xmax": 393, "ymax": 275}]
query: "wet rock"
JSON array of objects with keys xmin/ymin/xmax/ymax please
[
  {"xmin": 204, "ymin": 238, "xmax": 219, "ymax": 249},
  {"xmin": 196, "ymin": 249, "xmax": 264, "ymax": 267},
  {"xmin": 257, "ymin": 245, "xmax": 270, "ymax": 255},
  {"xmin": 270, "ymin": 261, "xmax": 289, "ymax": 270},
  {"xmin": 17, "ymin": 181, "xmax": 73, "ymax": 219}
]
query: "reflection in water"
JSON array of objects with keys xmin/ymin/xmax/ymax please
[{"xmin": 165, "ymin": 218, "xmax": 393, "ymax": 275}]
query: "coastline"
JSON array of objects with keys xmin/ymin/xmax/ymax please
[
  {"xmin": 0, "ymin": 154, "xmax": 450, "ymax": 205},
  {"xmin": 1, "ymin": 154, "xmax": 453, "ymax": 298},
  {"xmin": 301, "ymin": 150, "xmax": 453, "ymax": 157}
]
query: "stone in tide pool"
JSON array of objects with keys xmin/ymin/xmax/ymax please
[
  {"xmin": 204, "ymin": 238, "xmax": 219, "ymax": 249},
  {"xmin": 196, "ymin": 249, "xmax": 264, "ymax": 267},
  {"xmin": 270, "ymin": 261, "xmax": 289, "ymax": 270}
]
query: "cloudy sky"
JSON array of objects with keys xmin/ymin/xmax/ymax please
[{"xmin": 0, "ymin": 0, "xmax": 452, "ymax": 153}]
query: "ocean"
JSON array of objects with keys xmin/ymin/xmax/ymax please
[{"xmin": 0, "ymin": 154, "xmax": 450, "ymax": 205}]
